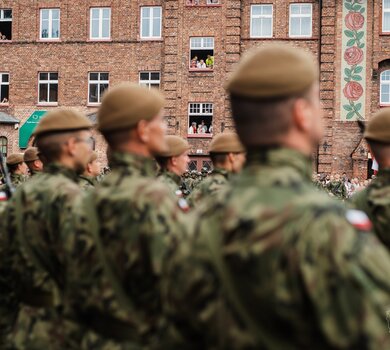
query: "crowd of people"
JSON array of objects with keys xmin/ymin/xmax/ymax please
[
  {"xmin": 1, "ymin": 44, "xmax": 390, "ymax": 349},
  {"xmin": 190, "ymin": 55, "xmax": 214, "ymax": 69}
]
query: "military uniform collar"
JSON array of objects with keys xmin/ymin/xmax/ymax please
[
  {"xmin": 44, "ymin": 163, "xmax": 79, "ymax": 182},
  {"xmin": 246, "ymin": 147, "xmax": 312, "ymax": 181},
  {"xmin": 160, "ymin": 169, "xmax": 182, "ymax": 186},
  {"xmin": 212, "ymin": 167, "xmax": 230, "ymax": 179},
  {"xmin": 110, "ymin": 152, "xmax": 156, "ymax": 177},
  {"xmin": 79, "ymin": 175, "xmax": 97, "ymax": 185},
  {"xmin": 11, "ymin": 173, "xmax": 26, "ymax": 181}
]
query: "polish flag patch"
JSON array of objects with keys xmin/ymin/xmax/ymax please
[{"xmin": 346, "ymin": 209, "xmax": 372, "ymax": 231}]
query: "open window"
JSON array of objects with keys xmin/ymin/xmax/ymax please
[
  {"xmin": 0, "ymin": 9, "xmax": 12, "ymax": 41},
  {"xmin": 0, "ymin": 136, "xmax": 7, "ymax": 157},
  {"xmin": 188, "ymin": 103, "xmax": 213, "ymax": 137},
  {"xmin": 0, "ymin": 73, "xmax": 9, "ymax": 104},
  {"xmin": 189, "ymin": 37, "xmax": 214, "ymax": 70}
]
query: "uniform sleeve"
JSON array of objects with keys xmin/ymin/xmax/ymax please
[{"xmin": 299, "ymin": 211, "xmax": 390, "ymax": 349}]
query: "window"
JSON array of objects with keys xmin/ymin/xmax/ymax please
[
  {"xmin": 383, "ymin": 0, "xmax": 390, "ymax": 32},
  {"xmin": 38, "ymin": 72, "xmax": 58, "ymax": 104},
  {"xmin": 90, "ymin": 8, "xmax": 111, "ymax": 40},
  {"xmin": 188, "ymin": 160, "xmax": 198, "ymax": 171},
  {"xmin": 88, "ymin": 72, "xmax": 109, "ymax": 104},
  {"xmin": 190, "ymin": 37, "xmax": 214, "ymax": 70},
  {"xmin": 380, "ymin": 70, "xmax": 390, "ymax": 104},
  {"xmin": 206, "ymin": 0, "xmax": 220, "ymax": 4},
  {"xmin": 289, "ymin": 4, "xmax": 312, "ymax": 38},
  {"xmin": 40, "ymin": 9, "xmax": 60, "ymax": 39},
  {"xmin": 0, "ymin": 73, "xmax": 9, "ymax": 104},
  {"xmin": 140, "ymin": 7, "xmax": 162, "ymax": 39},
  {"xmin": 250, "ymin": 5, "xmax": 273, "ymax": 38},
  {"xmin": 202, "ymin": 160, "xmax": 212, "ymax": 170},
  {"xmin": 188, "ymin": 103, "xmax": 213, "ymax": 136},
  {"xmin": 139, "ymin": 72, "xmax": 160, "ymax": 89},
  {"xmin": 0, "ymin": 136, "xmax": 7, "ymax": 157},
  {"xmin": 0, "ymin": 9, "xmax": 12, "ymax": 40},
  {"xmin": 186, "ymin": 0, "xmax": 220, "ymax": 5}
]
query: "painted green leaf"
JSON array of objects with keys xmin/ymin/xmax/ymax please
[
  {"xmin": 344, "ymin": 78, "xmax": 351, "ymax": 82},
  {"xmin": 357, "ymin": 31, "xmax": 364, "ymax": 40},
  {"xmin": 343, "ymin": 104, "xmax": 353, "ymax": 111},
  {"xmin": 352, "ymin": 75, "xmax": 362, "ymax": 81},
  {"xmin": 354, "ymin": 66, "xmax": 363, "ymax": 73},
  {"xmin": 353, "ymin": 4, "xmax": 362, "ymax": 11},
  {"xmin": 358, "ymin": 43, "xmax": 365, "ymax": 49},
  {"xmin": 344, "ymin": 30, "xmax": 354, "ymax": 38},
  {"xmin": 344, "ymin": 68, "xmax": 351, "ymax": 76},
  {"xmin": 347, "ymin": 39, "xmax": 356, "ymax": 47},
  {"xmin": 355, "ymin": 103, "xmax": 362, "ymax": 111},
  {"xmin": 345, "ymin": 0, "xmax": 352, "ymax": 2},
  {"xmin": 345, "ymin": 3, "xmax": 352, "ymax": 10},
  {"xmin": 360, "ymin": 7, "xmax": 365, "ymax": 13},
  {"xmin": 346, "ymin": 111, "xmax": 356, "ymax": 119}
]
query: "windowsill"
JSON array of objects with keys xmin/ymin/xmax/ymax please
[
  {"xmin": 249, "ymin": 36, "xmax": 273, "ymax": 39},
  {"xmin": 87, "ymin": 103, "xmax": 101, "ymax": 107},
  {"xmin": 0, "ymin": 103, "xmax": 9, "ymax": 107},
  {"xmin": 88, "ymin": 38, "xmax": 112, "ymax": 42},
  {"xmin": 288, "ymin": 35, "xmax": 313, "ymax": 39},
  {"xmin": 139, "ymin": 38, "xmax": 163, "ymax": 42},
  {"xmin": 380, "ymin": 32, "xmax": 390, "ymax": 36},
  {"xmin": 379, "ymin": 104, "xmax": 390, "ymax": 107},
  {"xmin": 37, "ymin": 102, "xmax": 58, "ymax": 107},
  {"xmin": 186, "ymin": 4, "xmax": 222, "ymax": 7},
  {"xmin": 189, "ymin": 68, "xmax": 214, "ymax": 72},
  {"xmin": 0, "ymin": 40, "xmax": 12, "ymax": 43},
  {"xmin": 188, "ymin": 134, "xmax": 213, "ymax": 138},
  {"xmin": 39, "ymin": 39, "xmax": 61, "ymax": 42}
]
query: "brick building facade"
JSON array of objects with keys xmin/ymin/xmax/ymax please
[{"xmin": 0, "ymin": 0, "xmax": 388, "ymax": 177}]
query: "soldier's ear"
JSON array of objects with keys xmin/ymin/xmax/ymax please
[
  {"xmin": 136, "ymin": 120, "xmax": 149, "ymax": 143},
  {"xmin": 291, "ymin": 98, "xmax": 310, "ymax": 133}
]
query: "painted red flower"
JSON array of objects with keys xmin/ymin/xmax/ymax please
[
  {"xmin": 345, "ymin": 12, "xmax": 364, "ymax": 31},
  {"xmin": 344, "ymin": 46, "xmax": 364, "ymax": 66},
  {"xmin": 343, "ymin": 81, "xmax": 363, "ymax": 101}
]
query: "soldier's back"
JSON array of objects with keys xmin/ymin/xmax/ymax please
[{"xmin": 163, "ymin": 148, "xmax": 390, "ymax": 349}]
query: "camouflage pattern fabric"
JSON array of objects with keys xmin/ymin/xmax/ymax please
[
  {"xmin": 326, "ymin": 180, "xmax": 348, "ymax": 199},
  {"xmin": 157, "ymin": 170, "xmax": 182, "ymax": 195},
  {"xmin": 78, "ymin": 175, "xmax": 98, "ymax": 190},
  {"xmin": 0, "ymin": 173, "xmax": 28, "ymax": 192},
  {"xmin": 351, "ymin": 168, "xmax": 390, "ymax": 249},
  {"xmin": 187, "ymin": 168, "xmax": 229, "ymax": 207},
  {"xmin": 162, "ymin": 148, "xmax": 390, "ymax": 349},
  {"xmin": 0, "ymin": 163, "xmax": 86, "ymax": 349},
  {"xmin": 65, "ymin": 152, "xmax": 190, "ymax": 348}
]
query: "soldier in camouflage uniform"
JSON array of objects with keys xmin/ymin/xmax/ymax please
[
  {"xmin": 0, "ymin": 153, "xmax": 28, "ymax": 191},
  {"xmin": 23, "ymin": 147, "xmax": 43, "ymax": 177},
  {"xmin": 162, "ymin": 45, "xmax": 390, "ymax": 349},
  {"xmin": 78, "ymin": 151, "xmax": 101, "ymax": 190},
  {"xmin": 155, "ymin": 135, "xmax": 190, "ymax": 197},
  {"xmin": 64, "ymin": 83, "xmax": 190, "ymax": 348},
  {"xmin": 0, "ymin": 108, "xmax": 93, "ymax": 349},
  {"xmin": 326, "ymin": 173, "xmax": 348, "ymax": 199},
  {"xmin": 188, "ymin": 132, "xmax": 245, "ymax": 207},
  {"xmin": 351, "ymin": 108, "xmax": 390, "ymax": 249}
]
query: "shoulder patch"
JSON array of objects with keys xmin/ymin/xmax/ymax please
[
  {"xmin": 346, "ymin": 209, "xmax": 372, "ymax": 232},
  {"xmin": 178, "ymin": 198, "xmax": 190, "ymax": 212}
]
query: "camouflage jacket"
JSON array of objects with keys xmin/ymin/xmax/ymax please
[
  {"xmin": 0, "ymin": 173, "xmax": 28, "ymax": 192},
  {"xmin": 65, "ymin": 152, "xmax": 190, "ymax": 347},
  {"xmin": 157, "ymin": 170, "xmax": 182, "ymax": 195},
  {"xmin": 351, "ymin": 168, "xmax": 390, "ymax": 249},
  {"xmin": 326, "ymin": 180, "xmax": 348, "ymax": 199},
  {"xmin": 162, "ymin": 148, "xmax": 390, "ymax": 349},
  {"xmin": 0, "ymin": 163, "xmax": 84, "ymax": 349},
  {"xmin": 78, "ymin": 175, "xmax": 98, "ymax": 190},
  {"xmin": 187, "ymin": 168, "xmax": 229, "ymax": 207}
]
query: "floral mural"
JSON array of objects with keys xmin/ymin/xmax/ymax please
[{"xmin": 341, "ymin": 0, "xmax": 366, "ymax": 121}]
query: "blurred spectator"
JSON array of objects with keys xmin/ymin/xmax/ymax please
[
  {"xmin": 188, "ymin": 122, "xmax": 197, "ymax": 134},
  {"xmin": 197, "ymin": 59, "xmax": 206, "ymax": 69}
]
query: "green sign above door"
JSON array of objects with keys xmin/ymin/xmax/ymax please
[{"xmin": 19, "ymin": 111, "xmax": 47, "ymax": 148}]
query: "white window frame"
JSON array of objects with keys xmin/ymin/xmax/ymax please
[
  {"xmin": 90, "ymin": 7, "xmax": 111, "ymax": 40},
  {"xmin": 0, "ymin": 136, "xmax": 7, "ymax": 157},
  {"xmin": 140, "ymin": 6, "xmax": 162, "ymax": 39},
  {"xmin": 0, "ymin": 73, "xmax": 9, "ymax": 104},
  {"xmin": 289, "ymin": 3, "xmax": 313, "ymax": 38},
  {"xmin": 383, "ymin": 0, "xmax": 390, "ymax": 33},
  {"xmin": 139, "ymin": 72, "xmax": 161, "ymax": 89},
  {"xmin": 250, "ymin": 5, "xmax": 273, "ymax": 38},
  {"xmin": 40, "ymin": 8, "xmax": 60, "ymax": 40},
  {"xmin": 0, "ymin": 9, "xmax": 12, "ymax": 40},
  {"xmin": 88, "ymin": 72, "xmax": 109, "ymax": 105},
  {"xmin": 206, "ymin": 0, "xmax": 220, "ymax": 4},
  {"xmin": 380, "ymin": 70, "xmax": 390, "ymax": 105},
  {"xmin": 188, "ymin": 102, "xmax": 213, "ymax": 135},
  {"xmin": 38, "ymin": 72, "xmax": 58, "ymax": 105}
]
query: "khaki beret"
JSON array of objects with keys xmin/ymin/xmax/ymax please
[
  {"xmin": 89, "ymin": 151, "xmax": 98, "ymax": 163},
  {"xmin": 225, "ymin": 44, "xmax": 318, "ymax": 98},
  {"xmin": 98, "ymin": 83, "xmax": 165, "ymax": 133},
  {"xmin": 209, "ymin": 133, "xmax": 245, "ymax": 153},
  {"xmin": 33, "ymin": 108, "xmax": 92, "ymax": 137},
  {"xmin": 7, "ymin": 153, "xmax": 24, "ymax": 165},
  {"xmin": 23, "ymin": 147, "xmax": 39, "ymax": 162},
  {"xmin": 158, "ymin": 135, "xmax": 189, "ymax": 157},
  {"xmin": 365, "ymin": 108, "xmax": 390, "ymax": 143}
]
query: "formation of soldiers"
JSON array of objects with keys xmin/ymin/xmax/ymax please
[{"xmin": 1, "ymin": 44, "xmax": 390, "ymax": 349}]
